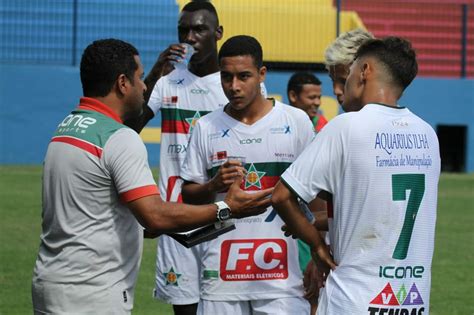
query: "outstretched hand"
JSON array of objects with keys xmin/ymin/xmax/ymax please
[{"xmin": 224, "ymin": 173, "xmax": 273, "ymax": 218}]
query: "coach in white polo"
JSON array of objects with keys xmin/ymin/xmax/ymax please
[
  {"xmin": 272, "ymin": 37, "xmax": 440, "ymax": 314},
  {"xmin": 31, "ymin": 38, "xmax": 271, "ymax": 314}
]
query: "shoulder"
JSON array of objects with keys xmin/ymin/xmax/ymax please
[
  {"xmin": 106, "ymin": 127, "xmax": 143, "ymax": 148},
  {"xmin": 315, "ymin": 111, "xmax": 358, "ymax": 138},
  {"xmin": 275, "ymin": 100, "xmax": 307, "ymax": 120},
  {"xmin": 194, "ymin": 107, "xmax": 226, "ymax": 129}
]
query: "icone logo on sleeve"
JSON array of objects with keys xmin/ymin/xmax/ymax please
[{"xmin": 220, "ymin": 239, "xmax": 288, "ymax": 281}]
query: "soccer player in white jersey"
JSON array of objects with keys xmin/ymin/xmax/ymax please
[
  {"xmin": 31, "ymin": 38, "xmax": 272, "ymax": 315},
  {"xmin": 125, "ymin": 2, "xmax": 225, "ymax": 314},
  {"xmin": 272, "ymin": 37, "xmax": 440, "ymax": 314},
  {"xmin": 325, "ymin": 28, "xmax": 374, "ymax": 107},
  {"xmin": 180, "ymin": 35, "xmax": 315, "ymax": 315}
]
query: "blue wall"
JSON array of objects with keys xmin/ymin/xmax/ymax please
[{"xmin": 1, "ymin": 64, "xmax": 473, "ymax": 171}]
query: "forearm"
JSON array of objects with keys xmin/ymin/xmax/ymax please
[
  {"xmin": 314, "ymin": 211, "xmax": 328, "ymax": 231},
  {"xmin": 274, "ymin": 197, "xmax": 323, "ymax": 249},
  {"xmin": 272, "ymin": 182, "xmax": 325, "ymax": 250},
  {"xmin": 129, "ymin": 195, "xmax": 217, "ymax": 233},
  {"xmin": 182, "ymin": 181, "xmax": 217, "ymax": 205},
  {"xmin": 309, "ymin": 197, "xmax": 328, "ymax": 231},
  {"xmin": 123, "ymin": 104, "xmax": 154, "ymax": 133}
]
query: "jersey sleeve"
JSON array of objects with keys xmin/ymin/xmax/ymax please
[
  {"xmin": 296, "ymin": 111, "xmax": 315, "ymax": 155},
  {"xmin": 147, "ymin": 77, "xmax": 165, "ymax": 115},
  {"xmin": 281, "ymin": 115, "xmax": 349, "ymax": 203},
  {"xmin": 180, "ymin": 120, "xmax": 209, "ymax": 184},
  {"xmin": 103, "ymin": 128, "xmax": 159, "ymax": 202}
]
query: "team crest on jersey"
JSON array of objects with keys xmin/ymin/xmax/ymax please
[
  {"xmin": 368, "ymin": 282, "xmax": 425, "ymax": 314},
  {"xmin": 163, "ymin": 267, "xmax": 182, "ymax": 286},
  {"xmin": 185, "ymin": 111, "xmax": 201, "ymax": 134},
  {"xmin": 244, "ymin": 164, "xmax": 266, "ymax": 189}
]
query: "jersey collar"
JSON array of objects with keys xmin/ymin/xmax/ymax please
[{"xmin": 77, "ymin": 97, "xmax": 123, "ymax": 123}]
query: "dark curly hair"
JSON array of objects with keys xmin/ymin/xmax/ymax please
[{"xmin": 80, "ymin": 38, "xmax": 139, "ymax": 97}]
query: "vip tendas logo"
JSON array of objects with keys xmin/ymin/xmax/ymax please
[
  {"xmin": 245, "ymin": 164, "xmax": 266, "ymax": 189},
  {"xmin": 185, "ymin": 111, "xmax": 201, "ymax": 134},
  {"xmin": 163, "ymin": 267, "xmax": 181, "ymax": 286},
  {"xmin": 368, "ymin": 282, "xmax": 425, "ymax": 315}
]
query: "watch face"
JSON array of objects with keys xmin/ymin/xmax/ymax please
[{"xmin": 219, "ymin": 208, "xmax": 231, "ymax": 220}]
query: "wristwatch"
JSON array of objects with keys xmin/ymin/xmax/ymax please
[{"xmin": 215, "ymin": 201, "xmax": 232, "ymax": 221}]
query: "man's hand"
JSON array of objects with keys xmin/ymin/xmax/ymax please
[
  {"xmin": 224, "ymin": 174, "xmax": 273, "ymax": 218},
  {"xmin": 150, "ymin": 43, "xmax": 187, "ymax": 77},
  {"xmin": 311, "ymin": 243, "xmax": 337, "ymax": 271},
  {"xmin": 303, "ymin": 259, "xmax": 324, "ymax": 301},
  {"xmin": 209, "ymin": 160, "xmax": 246, "ymax": 193},
  {"xmin": 281, "ymin": 223, "xmax": 298, "ymax": 239}
]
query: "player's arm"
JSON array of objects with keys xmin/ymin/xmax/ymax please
[
  {"xmin": 129, "ymin": 175, "xmax": 272, "ymax": 233},
  {"xmin": 272, "ymin": 180, "xmax": 336, "ymax": 270},
  {"xmin": 123, "ymin": 104, "xmax": 155, "ymax": 133},
  {"xmin": 309, "ymin": 196, "xmax": 329, "ymax": 231},
  {"xmin": 124, "ymin": 44, "xmax": 187, "ymax": 132},
  {"xmin": 181, "ymin": 160, "xmax": 246, "ymax": 205},
  {"xmin": 144, "ymin": 43, "xmax": 186, "ymax": 101}
]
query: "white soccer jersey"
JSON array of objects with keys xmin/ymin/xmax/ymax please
[
  {"xmin": 148, "ymin": 69, "xmax": 228, "ymax": 201},
  {"xmin": 32, "ymin": 98, "xmax": 159, "ymax": 313},
  {"xmin": 281, "ymin": 104, "xmax": 440, "ymax": 314},
  {"xmin": 148, "ymin": 69, "xmax": 268, "ymax": 304},
  {"xmin": 148, "ymin": 69, "xmax": 228, "ymax": 304},
  {"xmin": 181, "ymin": 100, "xmax": 315, "ymax": 301}
]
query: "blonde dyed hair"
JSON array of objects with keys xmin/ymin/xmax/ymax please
[{"xmin": 324, "ymin": 28, "xmax": 374, "ymax": 69}]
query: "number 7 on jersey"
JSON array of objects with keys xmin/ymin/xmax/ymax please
[{"xmin": 391, "ymin": 174, "xmax": 425, "ymax": 260}]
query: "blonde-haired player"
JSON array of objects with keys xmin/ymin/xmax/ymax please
[{"xmin": 325, "ymin": 28, "xmax": 374, "ymax": 107}]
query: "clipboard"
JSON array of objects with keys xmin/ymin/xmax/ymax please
[{"xmin": 167, "ymin": 221, "xmax": 235, "ymax": 248}]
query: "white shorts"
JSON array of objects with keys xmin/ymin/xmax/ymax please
[
  {"xmin": 32, "ymin": 279, "xmax": 132, "ymax": 314},
  {"xmin": 197, "ymin": 297, "xmax": 310, "ymax": 315},
  {"xmin": 154, "ymin": 235, "xmax": 202, "ymax": 305}
]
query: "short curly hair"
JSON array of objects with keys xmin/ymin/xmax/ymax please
[{"xmin": 80, "ymin": 38, "xmax": 139, "ymax": 97}]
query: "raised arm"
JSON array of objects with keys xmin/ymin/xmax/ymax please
[{"xmin": 124, "ymin": 44, "xmax": 187, "ymax": 132}]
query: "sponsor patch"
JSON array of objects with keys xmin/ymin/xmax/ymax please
[
  {"xmin": 367, "ymin": 282, "xmax": 425, "ymax": 314},
  {"xmin": 220, "ymin": 239, "xmax": 288, "ymax": 281}
]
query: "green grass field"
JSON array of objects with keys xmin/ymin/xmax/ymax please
[{"xmin": 0, "ymin": 166, "xmax": 473, "ymax": 314}]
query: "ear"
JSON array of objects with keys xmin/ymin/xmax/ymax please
[
  {"xmin": 117, "ymin": 74, "xmax": 129, "ymax": 95},
  {"xmin": 215, "ymin": 25, "xmax": 223, "ymax": 41},
  {"xmin": 259, "ymin": 66, "xmax": 267, "ymax": 83},
  {"xmin": 288, "ymin": 90, "xmax": 297, "ymax": 104},
  {"xmin": 360, "ymin": 61, "xmax": 372, "ymax": 84}
]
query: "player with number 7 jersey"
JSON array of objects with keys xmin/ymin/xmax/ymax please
[{"xmin": 274, "ymin": 37, "xmax": 441, "ymax": 315}]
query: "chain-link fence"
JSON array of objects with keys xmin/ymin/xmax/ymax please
[{"xmin": 1, "ymin": 0, "xmax": 472, "ymax": 77}]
